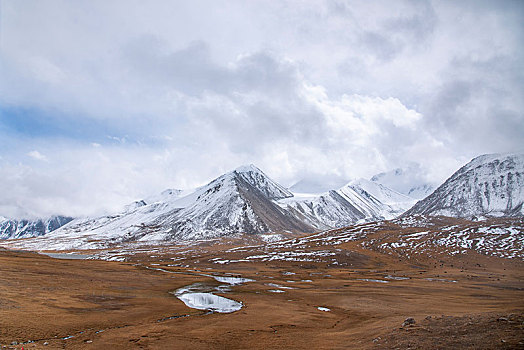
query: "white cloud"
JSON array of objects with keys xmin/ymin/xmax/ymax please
[
  {"xmin": 27, "ymin": 150, "xmax": 48, "ymax": 162},
  {"xmin": 0, "ymin": 0, "xmax": 522, "ymax": 218}
]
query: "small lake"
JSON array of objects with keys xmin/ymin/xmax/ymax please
[
  {"xmin": 39, "ymin": 252, "xmax": 92, "ymax": 260},
  {"xmin": 176, "ymin": 290, "xmax": 243, "ymax": 313},
  {"xmin": 173, "ymin": 276, "xmax": 253, "ymax": 313}
]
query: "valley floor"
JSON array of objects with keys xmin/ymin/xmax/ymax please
[{"xmin": 0, "ymin": 218, "xmax": 523, "ymax": 349}]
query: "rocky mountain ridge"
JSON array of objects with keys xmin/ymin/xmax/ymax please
[
  {"xmin": 0, "ymin": 164, "xmax": 415, "ymax": 245},
  {"xmin": 405, "ymin": 153, "xmax": 524, "ymax": 218},
  {"xmin": 3, "ymin": 154, "xmax": 523, "ymax": 245},
  {"xmin": 0, "ymin": 216, "xmax": 73, "ymax": 239}
]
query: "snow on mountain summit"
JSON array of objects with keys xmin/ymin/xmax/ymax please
[
  {"xmin": 279, "ymin": 177, "xmax": 416, "ymax": 229},
  {"xmin": 20, "ymin": 165, "xmax": 312, "ymax": 249},
  {"xmin": 336, "ymin": 178, "xmax": 415, "ymax": 219},
  {"xmin": 371, "ymin": 165, "xmax": 435, "ymax": 200},
  {"xmin": 405, "ymin": 153, "xmax": 524, "ymax": 218},
  {"xmin": 156, "ymin": 168, "xmax": 310, "ymax": 240},
  {"xmin": 233, "ymin": 164, "xmax": 293, "ymax": 200},
  {"xmin": 1, "ymin": 163, "xmax": 425, "ymax": 250},
  {"xmin": 234, "ymin": 164, "xmax": 261, "ymax": 173},
  {"xmin": 14, "ymin": 154, "xmax": 522, "ymax": 250},
  {"xmin": 346, "ymin": 178, "xmax": 414, "ymax": 206}
]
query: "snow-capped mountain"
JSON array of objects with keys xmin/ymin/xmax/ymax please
[
  {"xmin": 234, "ymin": 164, "xmax": 293, "ymax": 200},
  {"xmin": 405, "ymin": 153, "xmax": 524, "ymax": 218},
  {"xmin": 1, "ymin": 164, "xmax": 422, "ymax": 250},
  {"xmin": 371, "ymin": 166, "xmax": 435, "ymax": 200},
  {"xmin": 278, "ymin": 178, "xmax": 415, "ymax": 229},
  {"xmin": 0, "ymin": 216, "xmax": 73, "ymax": 239},
  {"xmin": 41, "ymin": 165, "xmax": 313, "ymax": 247},
  {"xmin": 144, "ymin": 165, "xmax": 309, "ymax": 240}
]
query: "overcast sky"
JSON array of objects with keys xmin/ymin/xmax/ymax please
[{"xmin": 1, "ymin": 0, "xmax": 523, "ymax": 218}]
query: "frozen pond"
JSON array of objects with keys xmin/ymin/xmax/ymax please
[
  {"xmin": 209, "ymin": 275, "xmax": 254, "ymax": 285},
  {"xmin": 147, "ymin": 264, "xmax": 253, "ymax": 313},
  {"xmin": 357, "ymin": 278, "xmax": 389, "ymax": 283},
  {"xmin": 176, "ymin": 291, "xmax": 242, "ymax": 313},
  {"xmin": 384, "ymin": 275, "xmax": 410, "ymax": 280},
  {"xmin": 173, "ymin": 275, "xmax": 253, "ymax": 313},
  {"xmin": 39, "ymin": 252, "xmax": 91, "ymax": 260}
]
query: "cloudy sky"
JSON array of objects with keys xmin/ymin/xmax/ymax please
[{"xmin": 0, "ymin": 0, "xmax": 523, "ymax": 218}]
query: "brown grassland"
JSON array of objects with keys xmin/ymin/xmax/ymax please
[{"xmin": 0, "ymin": 223, "xmax": 523, "ymax": 349}]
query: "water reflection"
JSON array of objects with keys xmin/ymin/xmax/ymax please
[{"xmin": 173, "ymin": 276, "xmax": 253, "ymax": 313}]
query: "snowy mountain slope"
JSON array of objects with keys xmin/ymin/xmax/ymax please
[
  {"xmin": 2, "ymin": 164, "xmax": 420, "ymax": 250},
  {"xmin": 371, "ymin": 166, "xmax": 435, "ymax": 200},
  {"xmin": 34, "ymin": 165, "xmax": 313, "ymax": 248},
  {"xmin": 143, "ymin": 188, "xmax": 184, "ymax": 207},
  {"xmin": 234, "ymin": 164, "xmax": 293, "ymax": 200},
  {"xmin": 345, "ymin": 179, "xmax": 415, "ymax": 207},
  {"xmin": 278, "ymin": 178, "xmax": 415, "ymax": 228},
  {"xmin": 279, "ymin": 191, "xmax": 368, "ymax": 229},
  {"xmin": 144, "ymin": 169, "xmax": 312, "ymax": 240},
  {"xmin": 0, "ymin": 216, "xmax": 73, "ymax": 239},
  {"xmin": 339, "ymin": 179, "xmax": 415, "ymax": 217},
  {"xmin": 405, "ymin": 153, "xmax": 524, "ymax": 218}
]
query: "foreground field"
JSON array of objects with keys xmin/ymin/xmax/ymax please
[{"xmin": 1, "ymin": 217, "xmax": 523, "ymax": 349}]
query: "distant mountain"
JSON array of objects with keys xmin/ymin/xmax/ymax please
[
  {"xmin": 0, "ymin": 216, "xmax": 73, "ymax": 240},
  {"xmin": 5, "ymin": 165, "xmax": 446, "ymax": 249},
  {"xmin": 9, "ymin": 164, "xmax": 419, "ymax": 250},
  {"xmin": 146, "ymin": 164, "xmax": 308, "ymax": 239},
  {"xmin": 234, "ymin": 164, "xmax": 293, "ymax": 200},
  {"xmin": 404, "ymin": 153, "xmax": 524, "ymax": 218},
  {"xmin": 278, "ymin": 178, "xmax": 415, "ymax": 229},
  {"xmin": 43, "ymin": 165, "xmax": 313, "ymax": 246},
  {"xmin": 371, "ymin": 165, "xmax": 435, "ymax": 200}
]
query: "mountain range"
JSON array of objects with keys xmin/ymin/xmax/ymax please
[
  {"xmin": 1, "ymin": 153, "xmax": 523, "ymax": 244},
  {"xmin": 280, "ymin": 178, "xmax": 414, "ymax": 229},
  {"xmin": 0, "ymin": 216, "xmax": 73, "ymax": 240}
]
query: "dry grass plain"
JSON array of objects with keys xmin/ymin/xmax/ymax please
[{"xmin": 1, "ymin": 224, "xmax": 523, "ymax": 349}]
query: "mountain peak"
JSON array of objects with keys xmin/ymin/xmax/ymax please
[
  {"xmin": 344, "ymin": 178, "xmax": 414, "ymax": 205},
  {"xmin": 347, "ymin": 178, "xmax": 374, "ymax": 187},
  {"xmin": 465, "ymin": 152, "xmax": 523, "ymax": 170},
  {"xmin": 405, "ymin": 153, "xmax": 524, "ymax": 218},
  {"xmin": 234, "ymin": 164, "xmax": 262, "ymax": 174},
  {"xmin": 230, "ymin": 164, "xmax": 293, "ymax": 200}
]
